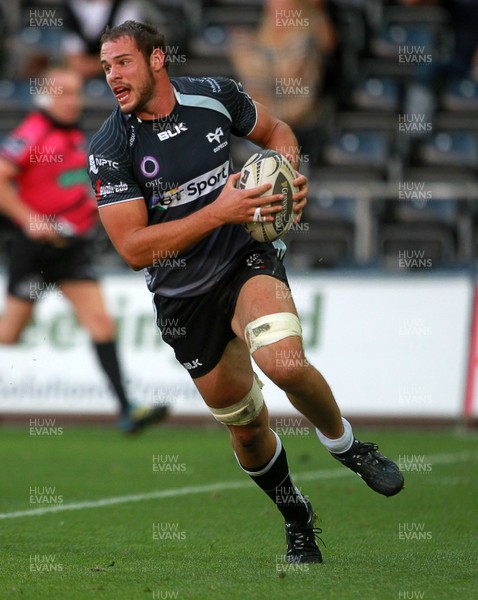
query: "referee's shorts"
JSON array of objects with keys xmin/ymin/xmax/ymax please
[{"xmin": 5, "ymin": 228, "xmax": 97, "ymax": 301}]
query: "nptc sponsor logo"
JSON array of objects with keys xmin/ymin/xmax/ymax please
[{"xmin": 89, "ymin": 154, "xmax": 119, "ymax": 174}]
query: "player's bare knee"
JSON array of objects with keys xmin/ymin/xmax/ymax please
[
  {"xmin": 229, "ymin": 417, "xmax": 267, "ymax": 452},
  {"xmin": 229, "ymin": 403, "xmax": 269, "ymax": 450},
  {"xmin": 268, "ymin": 360, "xmax": 310, "ymax": 394}
]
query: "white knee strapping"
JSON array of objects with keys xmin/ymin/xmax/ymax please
[
  {"xmin": 210, "ymin": 373, "xmax": 265, "ymax": 426},
  {"xmin": 244, "ymin": 312, "xmax": 302, "ymax": 355}
]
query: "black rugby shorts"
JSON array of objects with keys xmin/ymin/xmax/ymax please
[
  {"xmin": 6, "ymin": 229, "xmax": 97, "ymax": 301},
  {"xmin": 153, "ymin": 245, "xmax": 289, "ymax": 378}
]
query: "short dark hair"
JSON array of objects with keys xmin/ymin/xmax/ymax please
[{"xmin": 100, "ymin": 20, "xmax": 169, "ymax": 69}]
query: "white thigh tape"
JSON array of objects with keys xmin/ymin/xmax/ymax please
[
  {"xmin": 210, "ymin": 373, "xmax": 264, "ymax": 426},
  {"xmin": 244, "ymin": 312, "xmax": 302, "ymax": 355}
]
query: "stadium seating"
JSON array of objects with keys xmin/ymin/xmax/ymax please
[
  {"xmin": 320, "ymin": 130, "xmax": 393, "ymax": 181},
  {"xmin": 286, "ymin": 187, "xmax": 356, "ymax": 269},
  {"xmin": 0, "ymin": 0, "xmax": 477, "ymax": 271},
  {"xmin": 351, "ymin": 76, "xmax": 401, "ymax": 112},
  {"xmin": 374, "ymin": 197, "xmax": 461, "ymax": 268},
  {"xmin": 440, "ymin": 79, "xmax": 478, "ymax": 113},
  {"xmin": 410, "ymin": 131, "xmax": 478, "ymax": 182}
]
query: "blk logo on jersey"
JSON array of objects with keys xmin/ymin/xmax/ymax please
[
  {"xmin": 157, "ymin": 123, "xmax": 188, "ymax": 141},
  {"xmin": 182, "ymin": 358, "xmax": 203, "ymax": 370}
]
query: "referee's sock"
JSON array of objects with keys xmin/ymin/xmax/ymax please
[
  {"xmin": 93, "ymin": 340, "xmax": 130, "ymax": 414},
  {"xmin": 236, "ymin": 430, "xmax": 310, "ymax": 523}
]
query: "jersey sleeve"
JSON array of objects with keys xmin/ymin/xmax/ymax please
[
  {"xmin": 87, "ymin": 113, "xmax": 143, "ymax": 208},
  {"xmin": 0, "ymin": 115, "xmax": 43, "ymax": 170},
  {"xmin": 207, "ymin": 77, "xmax": 257, "ymax": 137},
  {"xmin": 172, "ymin": 76, "xmax": 258, "ymax": 137}
]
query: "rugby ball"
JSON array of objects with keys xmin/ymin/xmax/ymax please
[{"xmin": 237, "ymin": 150, "xmax": 297, "ymax": 243}]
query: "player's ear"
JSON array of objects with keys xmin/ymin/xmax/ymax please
[{"xmin": 150, "ymin": 47, "xmax": 166, "ymax": 72}]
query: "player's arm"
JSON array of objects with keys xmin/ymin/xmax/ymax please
[
  {"xmin": 99, "ymin": 180, "xmax": 283, "ymax": 271},
  {"xmin": 0, "ymin": 157, "xmax": 60, "ymax": 242},
  {"xmin": 246, "ymin": 101, "xmax": 307, "ymax": 222},
  {"xmin": 0, "ymin": 158, "xmax": 32, "ymax": 227}
]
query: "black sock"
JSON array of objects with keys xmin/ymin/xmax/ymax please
[
  {"xmin": 236, "ymin": 431, "xmax": 309, "ymax": 523},
  {"xmin": 93, "ymin": 340, "xmax": 130, "ymax": 414}
]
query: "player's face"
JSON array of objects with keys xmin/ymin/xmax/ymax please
[
  {"xmin": 101, "ymin": 37, "xmax": 155, "ymax": 114},
  {"xmin": 46, "ymin": 71, "xmax": 83, "ymax": 125}
]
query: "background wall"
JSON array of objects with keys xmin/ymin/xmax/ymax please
[{"xmin": 0, "ymin": 271, "xmax": 472, "ymax": 419}]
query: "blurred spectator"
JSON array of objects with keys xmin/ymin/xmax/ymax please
[
  {"xmin": 401, "ymin": 0, "xmax": 478, "ymax": 82},
  {"xmin": 61, "ymin": 0, "xmax": 144, "ymax": 79},
  {"xmin": 0, "ymin": 67, "xmax": 168, "ymax": 433},
  {"xmin": 0, "ymin": 0, "xmax": 12, "ymax": 77},
  {"xmin": 6, "ymin": 1, "xmax": 62, "ymax": 77},
  {"xmin": 9, "ymin": 0, "xmax": 145, "ymax": 79},
  {"xmin": 404, "ymin": 0, "xmax": 478, "ymax": 120},
  {"xmin": 229, "ymin": 0, "xmax": 336, "ymax": 166},
  {"xmin": 435, "ymin": 0, "xmax": 478, "ymax": 82}
]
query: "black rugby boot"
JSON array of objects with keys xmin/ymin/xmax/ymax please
[
  {"xmin": 285, "ymin": 500, "xmax": 323, "ymax": 564},
  {"xmin": 331, "ymin": 439, "xmax": 404, "ymax": 497}
]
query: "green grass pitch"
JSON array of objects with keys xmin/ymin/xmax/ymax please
[{"xmin": 0, "ymin": 424, "xmax": 476, "ymax": 599}]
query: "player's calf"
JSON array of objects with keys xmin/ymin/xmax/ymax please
[{"xmin": 207, "ymin": 372, "xmax": 323, "ymax": 560}]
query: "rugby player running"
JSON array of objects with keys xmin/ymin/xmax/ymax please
[{"xmin": 89, "ymin": 21, "xmax": 404, "ymax": 563}]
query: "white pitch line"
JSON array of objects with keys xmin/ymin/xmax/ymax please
[
  {"xmin": 0, "ymin": 471, "xmax": 347, "ymax": 521},
  {"xmin": 0, "ymin": 451, "xmax": 476, "ymax": 521}
]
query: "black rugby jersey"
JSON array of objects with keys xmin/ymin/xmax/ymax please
[{"xmin": 88, "ymin": 76, "xmax": 264, "ymax": 297}]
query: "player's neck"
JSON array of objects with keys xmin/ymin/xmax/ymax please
[{"xmin": 135, "ymin": 76, "xmax": 176, "ymax": 121}]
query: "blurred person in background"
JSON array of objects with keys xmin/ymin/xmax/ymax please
[
  {"xmin": 0, "ymin": 66, "xmax": 168, "ymax": 433},
  {"xmin": 229, "ymin": 0, "xmax": 336, "ymax": 167},
  {"xmin": 62, "ymin": 0, "xmax": 144, "ymax": 79},
  {"xmin": 401, "ymin": 0, "xmax": 478, "ymax": 83},
  {"xmin": 10, "ymin": 0, "xmax": 196, "ymax": 79},
  {"xmin": 403, "ymin": 0, "xmax": 478, "ymax": 121}
]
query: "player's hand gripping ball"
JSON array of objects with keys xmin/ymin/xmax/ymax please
[{"xmin": 237, "ymin": 150, "xmax": 298, "ymax": 242}]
